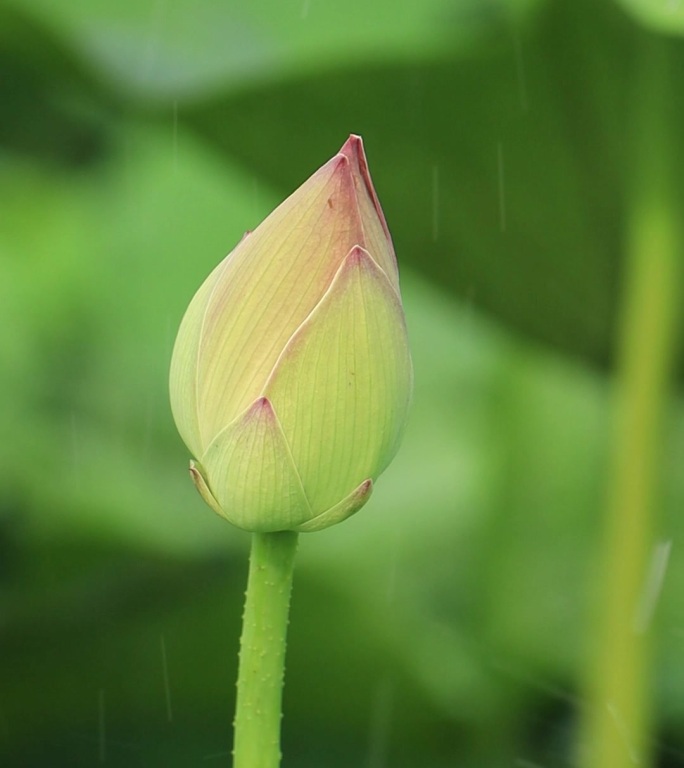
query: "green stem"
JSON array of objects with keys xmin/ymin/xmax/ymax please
[
  {"xmin": 579, "ymin": 36, "xmax": 679, "ymax": 768},
  {"xmin": 233, "ymin": 531, "xmax": 299, "ymax": 768}
]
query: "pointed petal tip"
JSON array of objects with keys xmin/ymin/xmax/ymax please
[
  {"xmin": 232, "ymin": 396, "xmax": 279, "ymax": 431},
  {"xmin": 333, "ymin": 134, "xmax": 366, "ymax": 171},
  {"xmin": 295, "ymin": 477, "xmax": 374, "ymax": 533},
  {"xmin": 329, "ymin": 152, "xmax": 350, "ymax": 175},
  {"xmin": 336, "ymin": 135, "xmax": 391, "ymax": 242},
  {"xmin": 345, "ymin": 477, "xmax": 374, "ymax": 506},
  {"xmin": 339, "ymin": 134, "xmax": 364, "ymax": 159},
  {"xmin": 250, "ymin": 396, "xmax": 276, "ymax": 418},
  {"xmin": 343, "ymin": 245, "xmax": 396, "ymax": 284},
  {"xmin": 346, "ymin": 244, "xmax": 373, "ymax": 268},
  {"xmin": 189, "ymin": 460, "xmax": 224, "ymax": 518}
]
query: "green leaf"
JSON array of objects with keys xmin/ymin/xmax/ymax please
[
  {"xmin": 12, "ymin": 0, "xmax": 526, "ymax": 99},
  {"xmin": 9, "ymin": 0, "xmax": 681, "ymax": 377},
  {"xmin": 614, "ymin": 0, "xmax": 684, "ymax": 35},
  {"xmin": 177, "ymin": 0, "xmax": 684, "ymax": 376}
]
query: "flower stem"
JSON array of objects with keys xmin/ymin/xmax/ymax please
[
  {"xmin": 578, "ymin": 35, "xmax": 680, "ymax": 768},
  {"xmin": 233, "ymin": 531, "xmax": 299, "ymax": 768}
]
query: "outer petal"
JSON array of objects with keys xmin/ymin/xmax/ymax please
[
  {"xmin": 295, "ymin": 479, "xmax": 373, "ymax": 533},
  {"xmin": 189, "ymin": 460, "xmax": 224, "ymax": 518},
  {"xmin": 339, "ymin": 135, "xmax": 400, "ymax": 292},
  {"xmin": 192, "ymin": 150, "xmax": 382, "ymax": 450},
  {"xmin": 263, "ymin": 246, "xmax": 413, "ymax": 515},
  {"xmin": 200, "ymin": 397, "xmax": 312, "ymax": 532},
  {"xmin": 169, "ymin": 257, "xmax": 228, "ymax": 459}
]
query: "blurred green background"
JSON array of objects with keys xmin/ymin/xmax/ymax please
[{"xmin": 1, "ymin": 0, "xmax": 683, "ymax": 765}]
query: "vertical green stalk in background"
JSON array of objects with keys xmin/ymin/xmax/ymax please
[
  {"xmin": 579, "ymin": 35, "xmax": 680, "ymax": 768},
  {"xmin": 233, "ymin": 532, "xmax": 299, "ymax": 768}
]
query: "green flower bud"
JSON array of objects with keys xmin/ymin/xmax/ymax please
[{"xmin": 169, "ymin": 135, "xmax": 412, "ymax": 533}]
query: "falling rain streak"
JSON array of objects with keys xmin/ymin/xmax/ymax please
[
  {"xmin": 366, "ymin": 530, "xmax": 401, "ymax": 767},
  {"xmin": 98, "ymin": 689, "xmax": 106, "ymax": 763},
  {"xmin": 366, "ymin": 677, "xmax": 394, "ymax": 768},
  {"xmin": 161, "ymin": 634, "xmax": 173, "ymax": 722},
  {"xmin": 384, "ymin": 527, "xmax": 402, "ymax": 606},
  {"xmin": 253, "ymin": 177, "xmax": 261, "ymax": 223},
  {"xmin": 70, "ymin": 411, "xmax": 80, "ymax": 476},
  {"xmin": 511, "ymin": 23, "xmax": 528, "ymax": 112},
  {"xmin": 497, "ymin": 143, "xmax": 506, "ymax": 233},
  {"xmin": 633, "ymin": 540, "xmax": 672, "ymax": 634},
  {"xmin": 172, "ymin": 101, "xmax": 179, "ymax": 173},
  {"xmin": 606, "ymin": 702, "xmax": 639, "ymax": 763},
  {"xmin": 431, "ymin": 164, "xmax": 439, "ymax": 242}
]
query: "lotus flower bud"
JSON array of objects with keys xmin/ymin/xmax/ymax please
[{"xmin": 169, "ymin": 135, "xmax": 412, "ymax": 533}]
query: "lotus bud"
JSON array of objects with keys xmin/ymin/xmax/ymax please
[{"xmin": 169, "ymin": 135, "xmax": 412, "ymax": 533}]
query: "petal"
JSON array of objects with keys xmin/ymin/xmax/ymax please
[
  {"xmin": 169, "ymin": 257, "xmax": 229, "ymax": 458},
  {"xmin": 190, "ymin": 137, "xmax": 400, "ymax": 451},
  {"xmin": 189, "ymin": 459, "xmax": 224, "ymax": 518},
  {"xmin": 200, "ymin": 397, "xmax": 312, "ymax": 532},
  {"xmin": 263, "ymin": 246, "xmax": 413, "ymax": 514},
  {"xmin": 339, "ymin": 135, "xmax": 400, "ymax": 292},
  {"xmin": 295, "ymin": 479, "xmax": 373, "ymax": 533},
  {"xmin": 193, "ymin": 154, "xmax": 369, "ymax": 446}
]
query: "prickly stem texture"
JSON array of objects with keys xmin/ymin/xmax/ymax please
[{"xmin": 233, "ymin": 531, "xmax": 299, "ymax": 768}]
